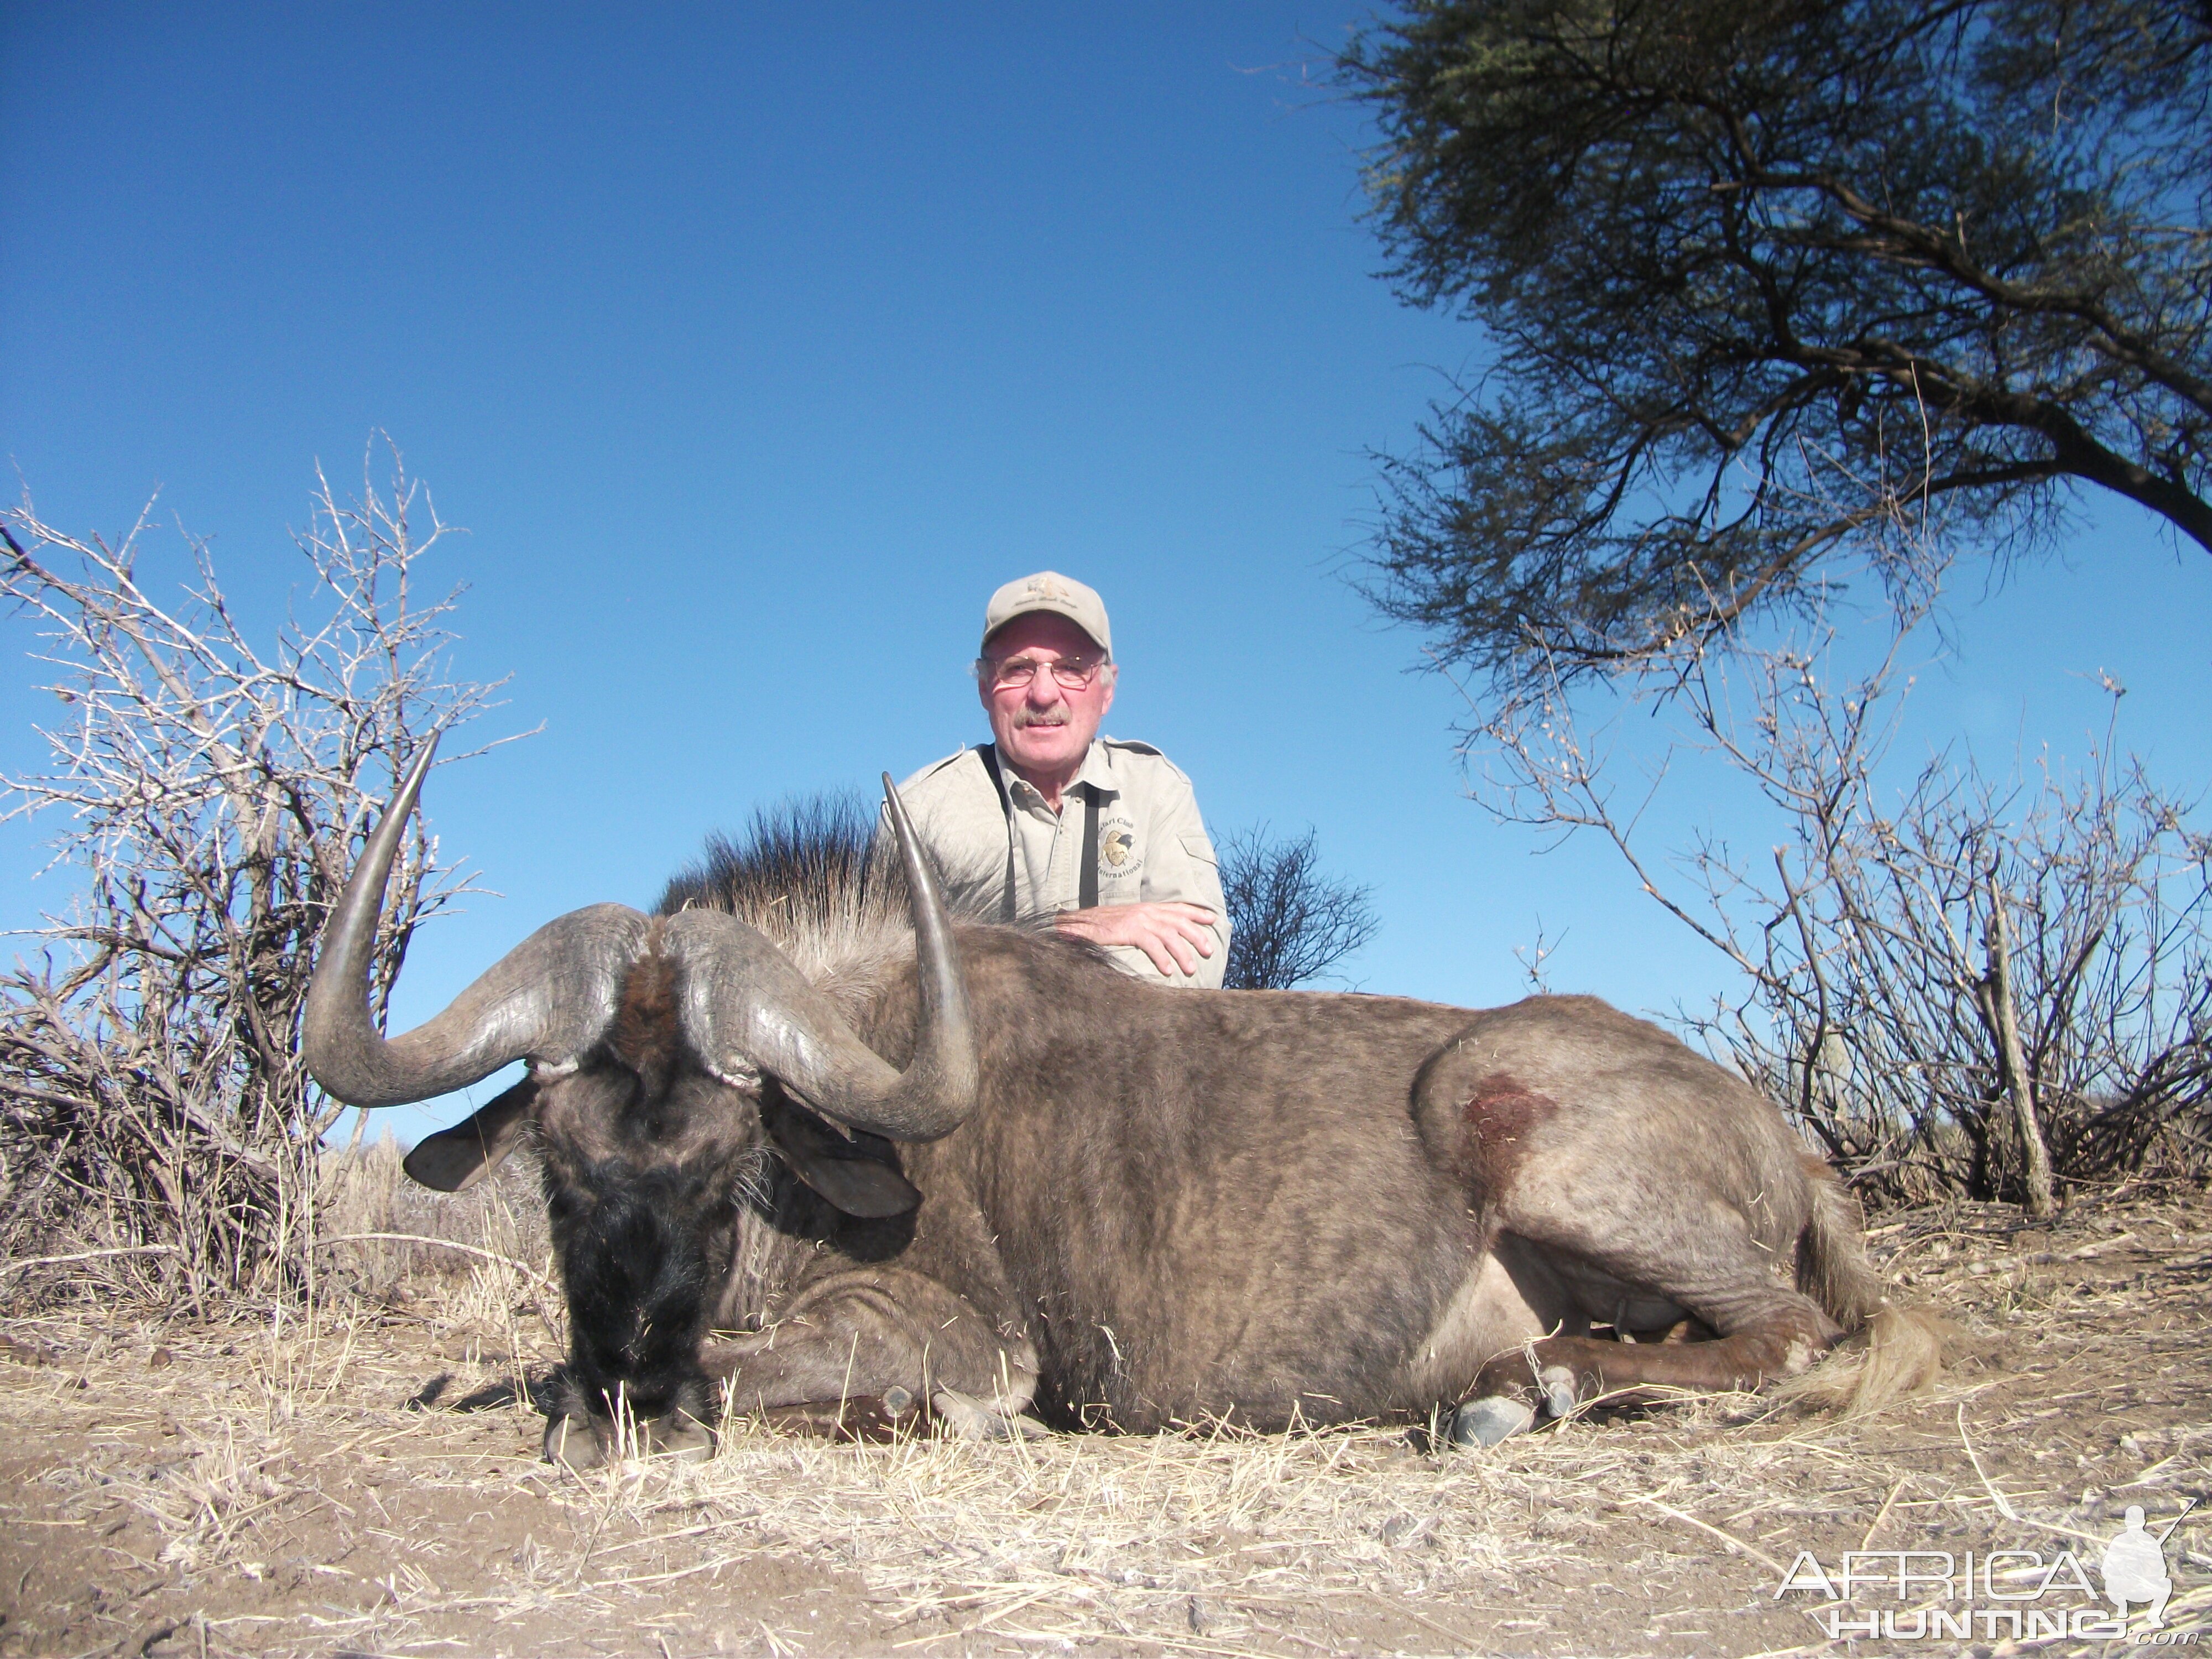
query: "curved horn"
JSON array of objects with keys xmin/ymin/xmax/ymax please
[
  {"xmin": 669, "ymin": 773, "xmax": 978, "ymax": 1141},
  {"xmin": 303, "ymin": 738, "xmax": 649, "ymax": 1107}
]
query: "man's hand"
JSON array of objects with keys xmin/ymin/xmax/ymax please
[{"xmin": 1054, "ymin": 902, "xmax": 1218, "ymax": 979}]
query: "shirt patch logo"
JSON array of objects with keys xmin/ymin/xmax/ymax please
[{"xmin": 1102, "ymin": 827, "xmax": 1135, "ymax": 868}]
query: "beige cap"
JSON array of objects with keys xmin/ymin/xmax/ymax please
[{"xmin": 980, "ymin": 570, "xmax": 1112, "ymax": 658}]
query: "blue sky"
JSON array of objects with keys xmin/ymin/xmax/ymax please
[{"xmin": 6, "ymin": 4, "xmax": 2208, "ymax": 1145}]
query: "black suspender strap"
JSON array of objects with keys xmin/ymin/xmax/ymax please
[
  {"xmin": 978, "ymin": 743, "xmax": 1103, "ymax": 915},
  {"xmin": 1079, "ymin": 783, "xmax": 1100, "ymax": 910},
  {"xmin": 974, "ymin": 743, "xmax": 1018, "ymax": 922}
]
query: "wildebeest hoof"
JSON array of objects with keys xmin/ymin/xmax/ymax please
[
  {"xmin": 645, "ymin": 1413, "xmax": 714, "ymax": 1462},
  {"xmin": 1538, "ymin": 1365, "xmax": 1580, "ymax": 1420},
  {"xmin": 544, "ymin": 1412, "xmax": 606, "ymax": 1469},
  {"xmin": 931, "ymin": 1386, "xmax": 1047, "ymax": 1441},
  {"xmin": 542, "ymin": 1410, "xmax": 711, "ymax": 1467},
  {"xmin": 1450, "ymin": 1396, "xmax": 1535, "ymax": 1448}
]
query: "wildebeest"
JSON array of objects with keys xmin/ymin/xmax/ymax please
[{"xmin": 305, "ymin": 747, "xmax": 1937, "ymax": 1467}]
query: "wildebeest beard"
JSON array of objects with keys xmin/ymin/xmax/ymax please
[{"xmin": 550, "ymin": 1161, "xmax": 728, "ymax": 1429}]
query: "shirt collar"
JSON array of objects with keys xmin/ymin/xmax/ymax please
[
  {"xmin": 998, "ymin": 739, "xmax": 1120, "ymax": 806},
  {"xmin": 1074, "ymin": 737, "xmax": 1120, "ymax": 796}
]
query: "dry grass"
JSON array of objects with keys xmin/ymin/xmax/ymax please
[
  {"xmin": 313, "ymin": 1133, "xmax": 555, "ymax": 1327},
  {"xmin": 3, "ymin": 1178, "xmax": 2208, "ymax": 1658}
]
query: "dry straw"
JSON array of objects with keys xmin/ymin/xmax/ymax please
[{"xmin": 3, "ymin": 1178, "xmax": 2207, "ymax": 1657}]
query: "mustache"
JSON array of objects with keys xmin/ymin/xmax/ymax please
[{"xmin": 1011, "ymin": 711, "xmax": 1070, "ymax": 729}]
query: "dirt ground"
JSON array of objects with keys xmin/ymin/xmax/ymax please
[{"xmin": 2, "ymin": 1183, "xmax": 2206, "ymax": 1659}]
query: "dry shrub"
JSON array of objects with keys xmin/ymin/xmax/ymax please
[
  {"xmin": 1215, "ymin": 824, "xmax": 1380, "ymax": 990},
  {"xmin": 0, "ymin": 442, "xmax": 513, "ymax": 1310},
  {"xmin": 1472, "ymin": 574, "xmax": 2212, "ymax": 1211}
]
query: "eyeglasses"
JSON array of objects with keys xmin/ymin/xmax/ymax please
[{"xmin": 979, "ymin": 653, "xmax": 1106, "ymax": 691}]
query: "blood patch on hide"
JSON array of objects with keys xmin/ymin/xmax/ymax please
[{"xmin": 1460, "ymin": 1073, "xmax": 1557, "ymax": 1185}]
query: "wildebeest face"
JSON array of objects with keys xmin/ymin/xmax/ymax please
[
  {"xmin": 398, "ymin": 967, "xmax": 933, "ymax": 1465},
  {"xmin": 533, "ymin": 1041, "xmax": 761, "ymax": 1447},
  {"xmin": 398, "ymin": 1018, "xmax": 775, "ymax": 1462}
]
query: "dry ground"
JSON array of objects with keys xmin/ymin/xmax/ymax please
[{"xmin": 3, "ymin": 1182, "xmax": 2207, "ymax": 1659}]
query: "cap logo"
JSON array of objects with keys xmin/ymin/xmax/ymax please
[{"xmin": 983, "ymin": 570, "xmax": 1112, "ymax": 658}]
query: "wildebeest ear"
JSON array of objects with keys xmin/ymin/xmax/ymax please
[
  {"xmin": 401, "ymin": 1077, "xmax": 538, "ymax": 1193},
  {"xmin": 764, "ymin": 1097, "xmax": 922, "ymax": 1219}
]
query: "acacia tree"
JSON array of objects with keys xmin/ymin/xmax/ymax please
[
  {"xmin": 0, "ymin": 449, "xmax": 506, "ymax": 1307},
  {"xmin": 1340, "ymin": 0, "xmax": 2211, "ymax": 698}
]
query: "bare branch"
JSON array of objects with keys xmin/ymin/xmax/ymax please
[{"xmin": 1, "ymin": 439, "xmax": 519, "ymax": 1305}]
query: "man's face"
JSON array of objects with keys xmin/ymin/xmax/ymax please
[{"xmin": 977, "ymin": 613, "xmax": 1115, "ymax": 784}]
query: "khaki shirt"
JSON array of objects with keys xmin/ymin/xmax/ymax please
[{"xmin": 881, "ymin": 738, "xmax": 1231, "ymax": 990}]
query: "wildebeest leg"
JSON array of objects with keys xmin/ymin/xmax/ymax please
[
  {"xmin": 1457, "ymin": 1303, "xmax": 1835, "ymax": 1441},
  {"xmin": 701, "ymin": 1267, "xmax": 1041, "ymax": 1442},
  {"xmin": 1452, "ymin": 1207, "xmax": 1839, "ymax": 1446},
  {"xmin": 1454, "ymin": 1191, "xmax": 1839, "ymax": 1445}
]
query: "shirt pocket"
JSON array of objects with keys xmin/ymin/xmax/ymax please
[{"xmin": 1177, "ymin": 832, "xmax": 1220, "ymax": 868}]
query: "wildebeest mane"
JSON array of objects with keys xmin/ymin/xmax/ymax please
[
  {"xmin": 658, "ymin": 791, "xmax": 916, "ymax": 998},
  {"xmin": 655, "ymin": 790, "xmax": 1025, "ymax": 1001},
  {"xmin": 658, "ymin": 790, "xmax": 884, "ymax": 927}
]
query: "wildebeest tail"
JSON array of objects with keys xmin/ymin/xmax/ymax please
[
  {"xmin": 1784, "ymin": 1153, "xmax": 1948, "ymax": 1413},
  {"xmin": 1794, "ymin": 1153, "xmax": 1883, "ymax": 1327}
]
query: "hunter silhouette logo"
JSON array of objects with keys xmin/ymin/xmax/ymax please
[{"xmin": 2104, "ymin": 1505, "xmax": 2175, "ymax": 1630}]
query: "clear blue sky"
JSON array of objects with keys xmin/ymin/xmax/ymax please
[{"xmin": 6, "ymin": 5, "xmax": 2207, "ymax": 1145}]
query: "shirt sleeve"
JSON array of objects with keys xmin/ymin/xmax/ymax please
[
  {"xmin": 1103, "ymin": 760, "xmax": 1231, "ymax": 991},
  {"xmin": 877, "ymin": 752, "xmax": 1015, "ymax": 921}
]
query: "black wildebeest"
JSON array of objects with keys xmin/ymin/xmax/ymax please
[{"xmin": 305, "ymin": 747, "xmax": 1937, "ymax": 1466}]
